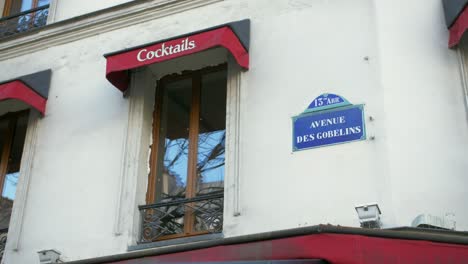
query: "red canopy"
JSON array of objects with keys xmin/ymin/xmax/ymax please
[
  {"xmin": 104, "ymin": 20, "xmax": 250, "ymax": 91},
  {"xmin": 0, "ymin": 81, "xmax": 46, "ymax": 115},
  {"xmin": 65, "ymin": 225, "xmax": 468, "ymax": 264},
  {"xmin": 449, "ymin": 6, "xmax": 468, "ymax": 48},
  {"xmin": 0, "ymin": 70, "xmax": 51, "ymax": 116}
]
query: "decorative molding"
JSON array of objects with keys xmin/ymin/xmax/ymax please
[
  {"xmin": 46, "ymin": 0, "xmax": 59, "ymax": 24},
  {"xmin": 5, "ymin": 110, "xmax": 40, "ymax": 251},
  {"xmin": 225, "ymin": 55, "xmax": 242, "ymax": 217},
  {"xmin": 0, "ymin": 0, "xmax": 223, "ymax": 61},
  {"xmin": 114, "ymin": 68, "xmax": 149, "ymax": 237},
  {"xmin": 457, "ymin": 48, "xmax": 468, "ymax": 120}
]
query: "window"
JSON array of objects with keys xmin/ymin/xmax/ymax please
[
  {"xmin": 1, "ymin": 0, "xmax": 50, "ymax": 37},
  {"xmin": 141, "ymin": 65, "xmax": 227, "ymax": 242},
  {"xmin": 2, "ymin": 0, "xmax": 49, "ymax": 16},
  {"xmin": 0, "ymin": 110, "xmax": 28, "ymax": 258}
]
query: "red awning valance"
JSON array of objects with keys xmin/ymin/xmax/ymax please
[
  {"xmin": 449, "ymin": 6, "xmax": 468, "ymax": 48},
  {"xmin": 104, "ymin": 20, "xmax": 250, "ymax": 91},
  {"xmin": 0, "ymin": 70, "xmax": 51, "ymax": 116},
  {"xmin": 65, "ymin": 225, "xmax": 468, "ymax": 264},
  {"xmin": 444, "ymin": 0, "xmax": 468, "ymax": 48}
]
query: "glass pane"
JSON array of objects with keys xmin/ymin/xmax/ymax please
[
  {"xmin": 20, "ymin": 0, "xmax": 33, "ymax": 11},
  {"xmin": 8, "ymin": 0, "xmax": 23, "ymax": 15},
  {"xmin": 0, "ymin": 119, "xmax": 11, "ymax": 231},
  {"xmin": 196, "ymin": 69, "xmax": 227, "ymax": 196},
  {"xmin": 3, "ymin": 113, "xmax": 28, "ymax": 200},
  {"xmin": 37, "ymin": 0, "xmax": 50, "ymax": 7},
  {"xmin": 0, "ymin": 112, "xmax": 28, "ymax": 231},
  {"xmin": 154, "ymin": 78, "xmax": 192, "ymax": 203}
]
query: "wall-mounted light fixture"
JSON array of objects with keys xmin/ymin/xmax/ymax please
[
  {"xmin": 38, "ymin": 249, "xmax": 62, "ymax": 264},
  {"xmin": 355, "ymin": 203, "xmax": 382, "ymax": 228}
]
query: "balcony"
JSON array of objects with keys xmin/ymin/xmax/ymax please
[
  {"xmin": 139, "ymin": 191, "xmax": 223, "ymax": 243},
  {"xmin": 0, "ymin": 5, "xmax": 49, "ymax": 39}
]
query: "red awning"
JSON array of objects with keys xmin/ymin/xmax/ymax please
[
  {"xmin": 449, "ymin": 6, "xmax": 468, "ymax": 48},
  {"xmin": 104, "ymin": 20, "xmax": 250, "ymax": 92},
  {"xmin": 65, "ymin": 225, "xmax": 468, "ymax": 264},
  {"xmin": 0, "ymin": 70, "xmax": 51, "ymax": 116}
]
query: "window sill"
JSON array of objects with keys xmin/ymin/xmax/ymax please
[{"xmin": 128, "ymin": 233, "xmax": 224, "ymax": 251}]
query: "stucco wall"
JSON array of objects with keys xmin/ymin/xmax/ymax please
[
  {"xmin": 51, "ymin": 0, "xmax": 133, "ymax": 22},
  {"xmin": 374, "ymin": 0, "xmax": 467, "ymax": 229},
  {"xmin": 0, "ymin": 0, "xmax": 466, "ymax": 263}
]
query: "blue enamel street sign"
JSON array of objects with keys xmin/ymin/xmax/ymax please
[
  {"xmin": 293, "ymin": 94, "xmax": 366, "ymax": 151},
  {"xmin": 305, "ymin": 93, "xmax": 350, "ymax": 113}
]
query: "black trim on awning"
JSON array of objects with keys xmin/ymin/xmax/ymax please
[
  {"xmin": 443, "ymin": 0, "xmax": 468, "ymax": 28},
  {"xmin": 0, "ymin": 69, "xmax": 52, "ymax": 99}
]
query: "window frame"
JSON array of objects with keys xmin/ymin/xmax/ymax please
[
  {"xmin": 0, "ymin": 110, "xmax": 29, "ymax": 197},
  {"xmin": 1, "ymin": 0, "xmax": 52, "ymax": 37},
  {"xmin": 2, "ymin": 0, "xmax": 13, "ymax": 17},
  {"xmin": 114, "ymin": 56, "xmax": 243, "ymax": 245},
  {"xmin": 146, "ymin": 64, "xmax": 227, "ymax": 240},
  {"xmin": 4, "ymin": 0, "xmax": 23, "ymax": 16},
  {"xmin": 2, "ymin": 0, "xmax": 46, "ymax": 16}
]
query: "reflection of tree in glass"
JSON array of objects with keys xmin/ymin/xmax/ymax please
[
  {"xmin": 159, "ymin": 129, "xmax": 225, "ymax": 200},
  {"xmin": 153, "ymin": 127, "xmax": 225, "ymax": 238},
  {"xmin": 163, "ymin": 138, "xmax": 188, "ymax": 192},
  {"xmin": 2, "ymin": 173, "xmax": 18, "ymax": 200},
  {"xmin": 197, "ymin": 131, "xmax": 225, "ymax": 194},
  {"xmin": 5, "ymin": 173, "xmax": 18, "ymax": 187}
]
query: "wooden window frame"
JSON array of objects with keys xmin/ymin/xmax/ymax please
[
  {"xmin": 146, "ymin": 64, "xmax": 227, "ymax": 239},
  {"xmin": 0, "ymin": 110, "xmax": 29, "ymax": 198},
  {"xmin": 2, "ymin": 0, "xmax": 41, "ymax": 16}
]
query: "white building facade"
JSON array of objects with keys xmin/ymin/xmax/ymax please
[{"xmin": 0, "ymin": 0, "xmax": 467, "ymax": 263}]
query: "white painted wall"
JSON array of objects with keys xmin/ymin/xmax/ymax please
[
  {"xmin": 0, "ymin": 0, "xmax": 467, "ymax": 263},
  {"xmin": 51, "ymin": 0, "xmax": 133, "ymax": 22},
  {"xmin": 374, "ymin": 0, "xmax": 468, "ymax": 230}
]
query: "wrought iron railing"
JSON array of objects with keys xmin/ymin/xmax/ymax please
[
  {"xmin": 0, "ymin": 5, "xmax": 49, "ymax": 38},
  {"xmin": 139, "ymin": 192, "xmax": 223, "ymax": 243},
  {"xmin": 0, "ymin": 228, "xmax": 7, "ymax": 261}
]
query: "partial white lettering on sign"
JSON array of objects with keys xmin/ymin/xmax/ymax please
[
  {"xmin": 296, "ymin": 115, "xmax": 362, "ymax": 144},
  {"xmin": 137, "ymin": 37, "xmax": 196, "ymax": 62},
  {"xmin": 313, "ymin": 96, "xmax": 341, "ymax": 107},
  {"xmin": 310, "ymin": 116, "xmax": 346, "ymax": 129}
]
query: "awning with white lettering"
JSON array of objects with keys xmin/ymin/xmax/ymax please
[
  {"xmin": 104, "ymin": 19, "xmax": 250, "ymax": 92},
  {"xmin": 0, "ymin": 70, "xmax": 51, "ymax": 115},
  {"xmin": 443, "ymin": 0, "xmax": 468, "ymax": 48}
]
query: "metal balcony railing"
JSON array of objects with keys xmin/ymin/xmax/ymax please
[
  {"xmin": 0, "ymin": 5, "xmax": 49, "ymax": 38},
  {"xmin": 139, "ymin": 192, "xmax": 223, "ymax": 243}
]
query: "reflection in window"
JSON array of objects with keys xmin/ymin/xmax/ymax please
[
  {"xmin": 2, "ymin": 172, "xmax": 18, "ymax": 200},
  {"xmin": 0, "ymin": 111, "xmax": 28, "ymax": 230},
  {"xmin": 1, "ymin": 0, "xmax": 50, "ymax": 38},
  {"xmin": 3, "ymin": 0, "xmax": 50, "ymax": 15},
  {"xmin": 143, "ymin": 66, "xmax": 227, "ymax": 241},
  {"xmin": 154, "ymin": 78, "xmax": 192, "ymax": 203},
  {"xmin": 196, "ymin": 71, "xmax": 226, "ymax": 196}
]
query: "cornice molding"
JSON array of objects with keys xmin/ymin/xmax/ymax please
[{"xmin": 0, "ymin": 0, "xmax": 223, "ymax": 61}]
